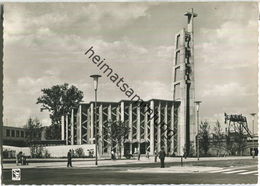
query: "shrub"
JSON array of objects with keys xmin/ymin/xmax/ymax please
[
  {"xmin": 75, "ymin": 148, "xmax": 85, "ymax": 158},
  {"xmin": 30, "ymin": 145, "xmax": 44, "ymax": 158},
  {"xmin": 44, "ymin": 149, "xmax": 51, "ymax": 158}
]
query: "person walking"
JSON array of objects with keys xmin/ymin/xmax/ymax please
[
  {"xmin": 159, "ymin": 147, "xmax": 166, "ymax": 168},
  {"xmin": 146, "ymin": 149, "xmax": 150, "ymax": 159},
  {"xmin": 16, "ymin": 151, "xmax": 22, "ymax": 165},
  {"xmin": 154, "ymin": 149, "xmax": 158, "ymax": 162},
  {"xmin": 111, "ymin": 150, "xmax": 116, "ymax": 160},
  {"xmin": 67, "ymin": 149, "xmax": 72, "ymax": 167}
]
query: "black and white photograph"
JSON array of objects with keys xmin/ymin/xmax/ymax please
[{"xmin": 0, "ymin": 1, "xmax": 258, "ymax": 185}]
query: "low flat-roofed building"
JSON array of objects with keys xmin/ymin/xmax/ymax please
[{"xmin": 3, "ymin": 126, "xmax": 28, "ymax": 147}]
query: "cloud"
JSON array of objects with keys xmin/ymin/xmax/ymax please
[
  {"xmin": 201, "ymin": 83, "xmax": 249, "ymax": 97},
  {"xmin": 134, "ymin": 81, "xmax": 172, "ymax": 101},
  {"xmin": 3, "ymin": 2, "xmax": 258, "ymax": 127},
  {"xmin": 80, "ymin": 4, "xmax": 150, "ymax": 29},
  {"xmin": 4, "ymin": 3, "xmax": 150, "ymax": 39},
  {"xmin": 197, "ymin": 19, "xmax": 257, "ymax": 71}
]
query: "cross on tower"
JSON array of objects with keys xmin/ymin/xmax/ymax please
[{"xmin": 184, "ymin": 9, "xmax": 198, "ymax": 33}]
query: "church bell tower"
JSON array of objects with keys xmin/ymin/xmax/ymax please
[{"xmin": 173, "ymin": 9, "xmax": 197, "ymax": 156}]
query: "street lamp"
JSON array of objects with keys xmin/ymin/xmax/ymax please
[
  {"xmin": 250, "ymin": 113, "xmax": 256, "ymax": 158},
  {"xmin": 90, "ymin": 74, "xmax": 102, "ymax": 165},
  {"xmin": 195, "ymin": 101, "xmax": 202, "ymax": 160}
]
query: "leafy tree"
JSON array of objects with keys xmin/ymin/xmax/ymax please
[
  {"xmin": 45, "ymin": 124, "xmax": 61, "ymax": 140},
  {"xmin": 108, "ymin": 120, "xmax": 130, "ymax": 159},
  {"xmin": 212, "ymin": 121, "xmax": 226, "ymax": 156},
  {"xmin": 36, "ymin": 83, "xmax": 83, "ymax": 139},
  {"xmin": 24, "ymin": 117, "xmax": 43, "ymax": 145},
  {"xmin": 183, "ymin": 143, "xmax": 196, "ymax": 158},
  {"xmin": 226, "ymin": 134, "xmax": 235, "ymax": 155},
  {"xmin": 199, "ymin": 121, "xmax": 210, "ymax": 156}
]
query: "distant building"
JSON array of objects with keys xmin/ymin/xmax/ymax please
[
  {"xmin": 3, "ymin": 126, "xmax": 66, "ymax": 147},
  {"xmin": 3, "ymin": 126, "xmax": 28, "ymax": 147}
]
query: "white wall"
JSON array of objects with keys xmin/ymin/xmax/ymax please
[
  {"xmin": 3, "ymin": 145, "xmax": 30, "ymax": 156},
  {"xmin": 46, "ymin": 144, "xmax": 95, "ymax": 157},
  {"xmin": 3, "ymin": 144, "xmax": 96, "ymax": 158}
]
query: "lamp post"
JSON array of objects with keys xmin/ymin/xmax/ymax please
[
  {"xmin": 195, "ymin": 101, "xmax": 202, "ymax": 160},
  {"xmin": 250, "ymin": 113, "xmax": 256, "ymax": 158},
  {"xmin": 90, "ymin": 74, "xmax": 101, "ymax": 165}
]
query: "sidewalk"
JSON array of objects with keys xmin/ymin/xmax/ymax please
[
  {"xmin": 3, "ymin": 156, "xmax": 256, "ymax": 169},
  {"xmin": 124, "ymin": 166, "xmax": 223, "ymax": 173}
]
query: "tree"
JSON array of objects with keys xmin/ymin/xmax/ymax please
[
  {"xmin": 75, "ymin": 147, "xmax": 85, "ymax": 158},
  {"xmin": 36, "ymin": 83, "xmax": 83, "ymax": 139},
  {"xmin": 109, "ymin": 120, "xmax": 130, "ymax": 159},
  {"xmin": 45, "ymin": 124, "xmax": 61, "ymax": 140},
  {"xmin": 212, "ymin": 121, "xmax": 225, "ymax": 156},
  {"xmin": 234, "ymin": 125, "xmax": 247, "ymax": 156},
  {"xmin": 226, "ymin": 125, "xmax": 248, "ymax": 156},
  {"xmin": 24, "ymin": 117, "xmax": 43, "ymax": 145},
  {"xmin": 199, "ymin": 121, "xmax": 210, "ymax": 156},
  {"xmin": 183, "ymin": 143, "xmax": 196, "ymax": 158}
]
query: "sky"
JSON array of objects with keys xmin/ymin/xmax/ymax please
[{"xmin": 3, "ymin": 2, "xmax": 258, "ymax": 133}]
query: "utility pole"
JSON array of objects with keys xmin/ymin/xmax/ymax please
[
  {"xmin": 90, "ymin": 74, "xmax": 101, "ymax": 166},
  {"xmin": 250, "ymin": 113, "xmax": 256, "ymax": 158},
  {"xmin": 195, "ymin": 101, "xmax": 201, "ymax": 160}
]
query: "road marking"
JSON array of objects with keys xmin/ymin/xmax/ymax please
[
  {"xmin": 223, "ymin": 170, "xmax": 247, "ymax": 174},
  {"xmin": 238, "ymin": 170, "xmax": 258, "ymax": 175},
  {"xmin": 209, "ymin": 169, "xmax": 233, "ymax": 173}
]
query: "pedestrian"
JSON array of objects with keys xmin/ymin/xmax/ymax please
[
  {"xmin": 138, "ymin": 149, "xmax": 141, "ymax": 160},
  {"xmin": 159, "ymin": 147, "xmax": 166, "ymax": 168},
  {"xmin": 154, "ymin": 149, "xmax": 158, "ymax": 162},
  {"xmin": 21, "ymin": 152, "xmax": 27, "ymax": 165},
  {"xmin": 182, "ymin": 146, "xmax": 187, "ymax": 159},
  {"xmin": 16, "ymin": 151, "xmax": 22, "ymax": 165},
  {"xmin": 111, "ymin": 150, "xmax": 115, "ymax": 160},
  {"xmin": 16, "ymin": 153, "xmax": 18, "ymax": 165},
  {"xmin": 67, "ymin": 149, "xmax": 72, "ymax": 167},
  {"xmin": 146, "ymin": 149, "xmax": 150, "ymax": 159}
]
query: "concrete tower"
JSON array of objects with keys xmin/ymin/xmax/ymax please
[{"xmin": 173, "ymin": 9, "xmax": 197, "ymax": 156}]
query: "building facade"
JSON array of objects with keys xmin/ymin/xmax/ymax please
[
  {"xmin": 62, "ymin": 100, "xmax": 184, "ymax": 157},
  {"xmin": 62, "ymin": 10, "xmax": 199, "ymax": 157},
  {"xmin": 3, "ymin": 126, "xmax": 28, "ymax": 147}
]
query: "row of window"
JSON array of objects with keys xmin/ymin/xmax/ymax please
[{"xmin": 5, "ymin": 129, "xmax": 27, "ymax": 138}]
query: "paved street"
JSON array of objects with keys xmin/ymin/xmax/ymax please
[
  {"xmin": 2, "ymin": 157, "xmax": 258, "ymax": 184},
  {"xmin": 2, "ymin": 156, "xmax": 255, "ymax": 169}
]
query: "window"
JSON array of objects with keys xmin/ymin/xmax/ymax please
[
  {"xmin": 21, "ymin": 131, "xmax": 24, "ymax": 137},
  {"xmin": 175, "ymin": 51, "xmax": 180, "ymax": 65},
  {"xmin": 176, "ymin": 34, "xmax": 180, "ymax": 49},
  {"xmin": 173, "ymin": 83, "xmax": 181, "ymax": 100},
  {"xmin": 174, "ymin": 67, "xmax": 181, "ymax": 82},
  {"xmin": 11, "ymin": 130, "xmax": 15, "ymax": 137},
  {"xmin": 16, "ymin": 130, "xmax": 20, "ymax": 137},
  {"xmin": 6, "ymin": 129, "xmax": 10, "ymax": 137}
]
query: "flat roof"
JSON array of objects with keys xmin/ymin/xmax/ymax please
[{"xmin": 80, "ymin": 99, "xmax": 180, "ymax": 105}]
